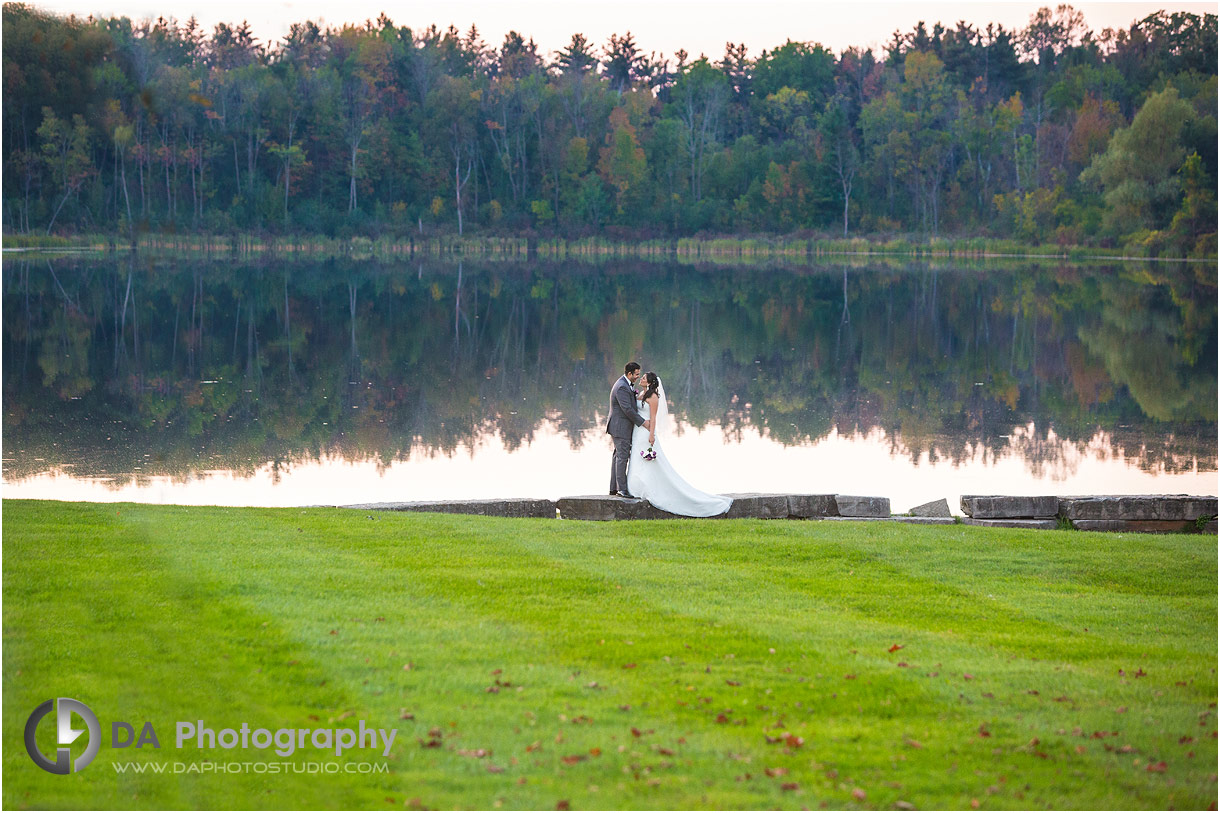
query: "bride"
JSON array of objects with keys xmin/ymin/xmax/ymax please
[{"xmin": 627, "ymin": 372, "xmax": 733, "ymax": 518}]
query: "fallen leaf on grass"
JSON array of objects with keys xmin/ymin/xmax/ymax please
[
  {"xmin": 895, "ymin": 801, "xmax": 915, "ymax": 810},
  {"xmin": 526, "ymin": 741, "xmax": 542, "ymax": 753},
  {"xmin": 963, "ymin": 674, "xmax": 974, "ymax": 681},
  {"xmin": 622, "ymin": 663, "xmax": 636, "ymax": 669},
  {"xmin": 978, "ymin": 724, "xmax": 991, "ymax": 738},
  {"xmin": 764, "ymin": 767, "xmax": 788, "ymax": 777},
  {"xmin": 400, "ymin": 710, "xmax": 414, "ymax": 720},
  {"xmin": 561, "ymin": 755, "xmax": 586, "ymax": 765},
  {"xmin": 888, "ymin": 644, "xmax": 904, "ymax": 653},
  {"xmin": 556, "ymin": 801, "xmax": 570, "ymax": 811},
  {"xmin": 904, "ymin": 738, "xmax": 923, "ymax": 749},
  {"xmin": 852, "ymin": 788, "xmax": 867, "ymax": 800},
  {"xmin": 784, "ymin": 733, "xmax": 804, "ymax": 748},
  {"xmin": 487, "ymin": 764, "xmax": 504, "ymax": 773},
  {"xmin": 1146, "ymin": 761, "xmax": 1167, "ymax": 772},
  {"xmin": 725, "ymin": 680, "xmax": 741, "ymax": 686},
  {"xmin": 781, "ymin": 782, "xmax": 798, "ymax": 791}
]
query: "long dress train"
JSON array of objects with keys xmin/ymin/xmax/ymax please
[{"xmin": 627, "ymin": 397, "xmax": 732, "ymax": 518}]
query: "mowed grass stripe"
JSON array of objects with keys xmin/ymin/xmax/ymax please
[{"xmin": 3, "ymin": 501, "xmax": 1215, "ymax": 810}]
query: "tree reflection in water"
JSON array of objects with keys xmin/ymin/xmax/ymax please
[{"xmin": 2, "ymin": 255, "xmax": 1215, "ymax": 490}]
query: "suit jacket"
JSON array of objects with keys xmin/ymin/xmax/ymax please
[{"xmin": 606, "ymin": 375, "xmax": 645, "ymax": 439}]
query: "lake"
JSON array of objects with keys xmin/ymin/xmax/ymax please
[{"xmin": 3, "ymin": 252, "xmax": 1216, "ymax": 512}]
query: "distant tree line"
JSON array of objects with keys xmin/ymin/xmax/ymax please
[{"xmin": 2, "ymin": 3, "xmax": 1216, "ymax": 254}]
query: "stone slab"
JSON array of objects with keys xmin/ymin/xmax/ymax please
[
  {"xmin": 834, "ymin": 495, "xmax": 891, "ymax": 518},
  {"xmin": 342, "ymin": 498, "xmax": 556, "ymax": 518},
  {"xmin": 1205, "ymin": 520, "xmax": 1218, "ymax": 535},
  {"xmin": 556, "ymin": 495, "xmax": 679, "ymax": 521},
  {"xmin": 961, "ymin": 495, "xmax": 1059, "ymax": 519},
  {"xmin": 1058, "ymin": 495, "xmax": 1218, "ymax": 522},
  {"xmin": 1071, "ymin": 519, "xmax": 1198, "ymax": 533},
  {"xmin": 820, "ymin": 517, "xmax": 956, "ymax": 525},
  {"xmin": 963, "ymin": 518, "xmax": 1060, "ymax": 530},
  {"xmin": 723, "ymin": 493, "xmax": 790, "ymax": 520},
  {"xmin": 785, "ymin": 494, "xmax": 839, "ymax": 518},
  {"xmin": 908, "ymin": 498, "xmax": 952, "ymax": 518}
]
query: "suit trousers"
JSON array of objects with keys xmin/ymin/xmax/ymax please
[{"xmin": 609, "ymin": 436, "xmax": 632, "ymax": 494}]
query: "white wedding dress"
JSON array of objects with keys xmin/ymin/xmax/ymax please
[{"xmin": 627, "ymin": 384, "xmax": 732, "ymax": 518}]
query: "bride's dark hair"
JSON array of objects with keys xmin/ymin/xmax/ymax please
[{"xmin": 640, "ymin": 371, "xmax": 660, "ymax": 403}]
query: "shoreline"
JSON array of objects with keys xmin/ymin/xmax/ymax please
[{"xmin": 4, "ymin": 232, "xmax": 1217, "ymax": 263}]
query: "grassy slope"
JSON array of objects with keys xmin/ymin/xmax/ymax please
[{"xmin": 3, "ymin": 500, "xmax": 1215, "ymax": 810}]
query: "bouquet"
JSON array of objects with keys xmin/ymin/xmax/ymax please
[{"xmin": 640, "ymin": 445, "xmax": 657, "ymax": 461}]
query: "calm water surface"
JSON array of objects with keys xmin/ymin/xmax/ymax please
[{"xmin": 3, "ymin": 254, "xmax": 1216, "ymax": 511}]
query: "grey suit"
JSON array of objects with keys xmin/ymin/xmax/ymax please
[{"xmin": 606, "ymin": 375, "xmax": 645, "ymax": 494}]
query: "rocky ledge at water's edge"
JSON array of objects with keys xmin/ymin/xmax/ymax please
[{"xmin": 331, "ymin": 493, "xmax": 1217, "ymax": 533}]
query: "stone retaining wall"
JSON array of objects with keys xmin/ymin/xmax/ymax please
[
  {"xmin": 335, "ymin": 493, "xmax": 1217, "ymax": 533},
  {"xmin": 960, "ymin": 494, "xmax": 1217, "ymax": 533}
]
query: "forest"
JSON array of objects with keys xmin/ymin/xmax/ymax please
[{"xmin": 2, "ymin": 3, "xmax": 1216, "ymax": 255}]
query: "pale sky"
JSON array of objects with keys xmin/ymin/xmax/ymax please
[
  {"xmin": 6, "ymin": 423, "xmax": 1216, "ymax": 508},
  {"xmin": 29, "ymin": 1, "xmax": 1220, "ymax": 60}
]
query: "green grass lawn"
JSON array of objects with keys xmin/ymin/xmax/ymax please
[{"xmin": 3, "ymin": 500, "xmax": 1216, "ymax": 810}]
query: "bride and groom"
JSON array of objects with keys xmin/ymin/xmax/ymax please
[{"xmin": 606, "ymin": 362, "xmax": 733, "ymax": 518}]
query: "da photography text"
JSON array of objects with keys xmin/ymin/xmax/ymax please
[{"xmin": 25, "ymin": 698, "xmax": 398, "ymax": 775}]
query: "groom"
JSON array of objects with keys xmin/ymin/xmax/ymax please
[{"xmin": 606, "ymin": 361, "xmax": 646, "ymax": 498}]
